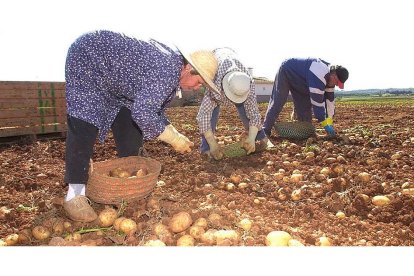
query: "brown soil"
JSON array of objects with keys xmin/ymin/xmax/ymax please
[{"xmin": 1, "ymin": 103, "xmax": 413, "ymax": 246}]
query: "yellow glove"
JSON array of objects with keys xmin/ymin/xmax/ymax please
[
  {"xmin": 204, "ymin": 130, "xmax": 224, "ymax": 160},
  {"xmin": 320, "ymin": 117, "xmax": 333, "ymax": 127},
  {"xmin": 242, "ymin": 126, "xmax": 259, "ymax": 155},
  {"xmin": 158, "ymin": 125, "xmax": 194, "ymax": 153}
]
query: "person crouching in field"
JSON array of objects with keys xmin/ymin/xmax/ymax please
[
  {"xmin": 196, "ymin": 47, "xmax": 273, "ymax": 161},
  {"xmin": 262, "ymin": 57, "xmax": 349, "ymax": 138},
  {"xmin": 63, "ymin": 30, "xmax": 220, "ymax": 222}
]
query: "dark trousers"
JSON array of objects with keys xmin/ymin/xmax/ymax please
[
  {"xmin": 64, "ymin": 107, "xmax": 143, "ymax": 184},
  {"xmin": 263, "ymin": 66, "xmax": 312, "ymax": 136}
]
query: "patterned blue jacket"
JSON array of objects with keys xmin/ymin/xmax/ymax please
[{"xmin": 65, "ymin": 30, "xmax": 183, "ymax": 142}]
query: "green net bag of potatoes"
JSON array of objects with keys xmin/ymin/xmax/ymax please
[
  {"xmin": 274, "ymin": 121, "xmax": 315, "ymax": 140},
  {"xmin": 222, "ymin": 140, "xmax": 271, "ymax": 158},
  {"xmin": 223, "ymin": 142, "xmax": 247, "ymax": 158}
]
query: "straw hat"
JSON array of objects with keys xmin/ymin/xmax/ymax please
[
  {"xmin": 176, "ymin": 47, "xmax": 220, "ymax": 94},
  {"xmin": 222, "ymin": 71, "xmax": 251, "ymax": 103}
]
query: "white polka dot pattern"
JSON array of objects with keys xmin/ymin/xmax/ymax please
[{"xmin": 65, "ymin": 30, "xmax": 183, "ymax": 142}]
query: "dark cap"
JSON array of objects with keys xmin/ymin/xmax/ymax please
[{"xmin": 335, "ymin": 66, "xmax": 349, "ymax": 83}]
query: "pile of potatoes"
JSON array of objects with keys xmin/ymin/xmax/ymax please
[
  {"xmin": 144, "ymin": 211, "xmax": 251, "ymax": 246},
  {"xmin": 98, "ymin": 207, "xmax": 138, "ymax": 236},
  {"xmin": 1, "ymin": 208, "xmax": 321, "ymax": 247},
  {"xmin": 109, "ymin": 167, "xmax": 148, "ymax": 178},
  {"xmin": 0, "ymin": 207, "xmax": 139, "ymax": 246},
  {"xmin": 0, "ymin": 218, "xmax": 85, "ymax": 246}
]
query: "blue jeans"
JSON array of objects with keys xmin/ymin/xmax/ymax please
[{"xmin": 200, "ymin": 103, "xmax": 266, "ymax": 153}]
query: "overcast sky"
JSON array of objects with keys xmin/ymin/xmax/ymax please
[{"xmin": 1, "ymin": 0, "xmax": 412, "ymax": 91}]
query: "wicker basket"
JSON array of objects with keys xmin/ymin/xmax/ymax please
[{"xmin": 86, "ymin": 156, "xmax": 162, "ymax": 205}]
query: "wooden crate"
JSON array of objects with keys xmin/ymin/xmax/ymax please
[{"xmin": 0, "ymin": 81, "xmax": 67, "ymax": 137}]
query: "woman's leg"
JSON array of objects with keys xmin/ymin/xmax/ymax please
[
  {"xmin": 111, "ymin": 107, "xmax": 143, "ymax": 157},
  {"xmin": 64, "ymin": 115, "xmax": 98, "ymax": 184}
]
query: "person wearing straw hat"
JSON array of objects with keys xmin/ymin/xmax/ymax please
[
  {"xmin": 63, "ymin": 30, "xmax": 219, "ymax": 222},
  {"xmin": 197, "ymin": 47, "xmax": 272, "ymax": 160},
  {"xmin": 262, "ymin": 57, "xmax": 349, "ymax": 138}
]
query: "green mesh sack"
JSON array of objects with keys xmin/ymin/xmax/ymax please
[
  {"xmin": 274, "ymin": 121, "xmax": 315, "ymax": 140},
  {"xmin": 223, "ymin": 142, "xmax": 247, "ymax": 158},
  {"xmin": 222, "ymin": 140, "xmax": 271, "ymax": 158}
]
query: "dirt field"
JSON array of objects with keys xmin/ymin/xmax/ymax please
[{"xmin": 1, "ymin": 100, "xmax": 413, "ymax": 246}]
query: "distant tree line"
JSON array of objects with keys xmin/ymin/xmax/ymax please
[{"xmin": 336, "ymin": 88, "xmax": 414, "ymax": 97}]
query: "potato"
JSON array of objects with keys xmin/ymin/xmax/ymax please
[
  {"xmin": 113, "ymin": 217, "xmax": 127, "ymax": 231},
  {"xmin": 358, "ymin": 172, "xmax": 371, "ymax": 183},
  {"xmin": 18, "ymin": 229, "xmax": 32, "ymax": 244},
  {"xmin": 63, "ymin": 221, "xmax": 73, "ymax": 231},
  {"xmin": 401, "ymin": 182, "xmax": 414, "ymax": 189},
  {"xmin": 32, "ymin": 226, "xmax": 51, "ymax": 240},
  {"xmin": 65, "ymin": 233, "xmax": 82, "ymax": 242},
  {"xmin": 169, "ymin": 212, "xmax": 193, "ymax": 233},
  {"xmin": 193, "ymin": 217, "xmax": 208, "ymax": 229},
  {"xmin": 119, "ymin": 218, "xmax": 138, "ymax": 236},
  {"xmin": 356, "ymin": 193, "xmax": 370, "ymax": 204},
  {"xmin": 144, "ymin": 239, "xmax": 166, "ymax": 246},
  {"xmin": 230, "ymin": 174, "xmax": 242, "ymax": 184},
  {"xmin": 177, "ymin": 234, "xmax": 195, "ymax": 246},
  {"xmin": 332, "ymin": 165, "xmax": 344, "ymax": 175},
  {"xmin": 290, "ymin": 173, "xmax": 303, "ymax": 183},
  {"xmin": 200, "ymin": 229, "xmax": 217, "ymax": 245},
  {"xmin": 320, "ymin": 167, "xmax": 330, "ymax": 176},
  {"xmin": 118, "ymin": 170, "xmax": 131, "ymax": 178},
  {"xmin": 214, "ymin": 230, "xmax": 240, "ymax": 246},
  {"xmin": 265, "ymin": 231, "xmax": 292, "ymax": 246},
  {"xmin": 288, "ymin": 239, "xmax": 304, "ymax": 246},
  {"xmin": 372, "ymin": 195, "xmax": 390, "ymax": 206},
  {"xmin": 49, "ymin": 237, "xmax": 67, "ymax": 246},
  {"xmin": 52, "ymin": 220, "xmax": 65, "ymax": 235},
  {"xmin": 207, "ymin": 213, "xmax": 222, "ymax": 228},
  {"xmin": 5, "ymin": 234, "xmax": 19, "ymax": 246},
  {"xmin": 402, "ymin": 188, "xmax": 414, "ymax": 196},
  {"xmin": 291, "ymin": 189, "xmax": 302, "ymax": 201},
  {"xmin": 189, "ymin": 226, "xmax": 205, "ymax": 240},
  {"xmin": 238, "ymin": 182, "xmax": 248, "ymax": 189},
  {"xmin": 109, "ymin": 167, "xmax": 123, "ymax": 177},
  {"xmin": 316, "ymin": 236, "xmax": 332, "ymax": 246},
  {"xmin": 153, "ymin": 223, "xmax": 173, "ymax": 244},
  {"xmin": 0, "ymin": 240, "xmax": 7, "ymax": 246},
  {"xmin": 98, "ymin": 208, "xmax": 118, "ymax": 227},
  {"xmin": 239, "ymin": 218, "xmax": 252, "ymax": 231},
  {"xmin": 336, "ymin": 211, "xmax": 346, "ymax": 219},
  {"xmin": 153, "ymin": 223, "xmax": 169, "ymax": 236},
  {"xmin": 135, "ymin": 168, "xmax": 148, "ymax": 177}
]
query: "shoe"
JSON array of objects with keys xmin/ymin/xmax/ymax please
[
  {"xmin": 256, "ymin": 138, "xmax": 275, "ymax": 152},
  {"xmin": 63, "ymin": 195, "xmax": 98, "ymax": 222}
]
